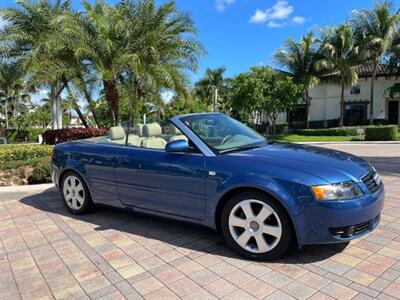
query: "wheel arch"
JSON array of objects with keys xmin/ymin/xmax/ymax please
[
  {"xmin": 59, "ymin": 167, "xmax": 91, "ymax": 193},
  {"xmin": 214, "ymin": 186, "xmax": 299, "ymax": 246}
]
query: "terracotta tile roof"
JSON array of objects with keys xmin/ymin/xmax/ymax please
[{"xmin": 353, "ymin": 63, "xmax": 394, "ymax": 77}]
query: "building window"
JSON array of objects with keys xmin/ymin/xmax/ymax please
[
  {"xmin": 344, "ymin": 103, "xmax": 367, "ymax": 125},
  {"xmin": 350, "ymin": 85, "xmax": 361, "ymax": 95}
]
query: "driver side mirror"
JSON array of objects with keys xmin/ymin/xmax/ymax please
[{"xmin": 165, "ymin": 139, "xmax": 189, "ymax": 153}]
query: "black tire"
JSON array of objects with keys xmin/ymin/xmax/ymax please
[
  {"xmin": 220, "ymin": 191, "xmax": 291, "ymax": 260},
  {"xmin": 60, "ymin": 171, "xmax": 93, "ymax": 214}
]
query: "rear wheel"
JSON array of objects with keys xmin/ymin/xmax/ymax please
[
  {"xmin": 61, "ymin": 171, "xmax": 93, "ymax": 214},
  {"xmin": 220, "ymin": 192, "xmax": 291, "ymax": 260}
]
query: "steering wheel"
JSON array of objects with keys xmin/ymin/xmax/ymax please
[{"xmin": 221, "ymin": 134, "xmax": 233, "ymax": 145}]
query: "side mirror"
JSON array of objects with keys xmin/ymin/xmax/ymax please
[{"xmin": 165, "ymin": 139, "xmax": 189, "ymax": 153}]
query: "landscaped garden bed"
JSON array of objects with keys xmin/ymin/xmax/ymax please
[{"xmin": 0, "ymin": 144, "xmax": 53, "ymax": 186}]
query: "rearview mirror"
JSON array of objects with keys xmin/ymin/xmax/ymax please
[{"xmin": 165, "ymin": 139, "xmax": 189, "ymax": 153}]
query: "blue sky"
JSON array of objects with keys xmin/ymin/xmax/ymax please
[{"xmin": 0, "ymin": 0, "xmax": 384, "ymax": 102}]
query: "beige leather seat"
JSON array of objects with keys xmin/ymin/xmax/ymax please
[
  {"xmin": 169, "ymin": 126, "xmax": 188, "ymax": 142},
  {"xmin": 107, "ymin": 126, "xmax": 126, "ymax": 144},
  {"xmin": 141, "ymin": 123, "xmax": 167, "ymax": 149},
  {"xmin": 134, "ymin": 124, "xmax": 144, "ymax": 136},
  {"xmin": 127, "ymin": 134, "xmax": 141, "ymax": 146}
]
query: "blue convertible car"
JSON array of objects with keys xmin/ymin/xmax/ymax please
[{"xmin": 51, "ymin": 113, "xmax": 384, "ymax": 260}]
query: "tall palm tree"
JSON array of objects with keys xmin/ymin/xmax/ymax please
[
  {"xmin": 316, "ymin": 25, "xmax": 360, "ymax": 127},
  {"xmin": 120, "ymin": 0, "xmax": 203, "ymax": 120},
  {"xmin": 351, "ymin": 0, "xmax": 400, "ymax": 124},
  {"xmin": 0, "ymin": 62, "xmax": 26, "ymax": 128},
  {"xmin": 274, "ymin": 33, "xmax": 320, "ymax": 128},
  {"xmin": 195, "ymin": 67, "xmax": 227, "ymax": 111},
  {"xmin": 1, "ymin": 0, "xmax": 72, "ymax": 129}
]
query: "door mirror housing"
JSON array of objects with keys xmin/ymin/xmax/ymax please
[{"xmin": 165, "ymin": 139, "xmax": 189, "ymax": 153}]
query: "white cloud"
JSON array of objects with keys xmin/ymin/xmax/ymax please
[
  {"xmin": 292, "ymin": 16, "xmax": 305, "ymax": 24},
  {"xmin": 216, "ymin": 0, "xmax": 235, "ymax": 12},
  {"xmin": 268, "ymin": 20, "xmax": 286, "ymax": 28},
  {"xmin": 250, "ymin": 0, "xmax": 306, "ymax": 28},
  {"xmin": 250, "ymin": 9, "xmax": 268, "ymax": 23},
  {"xmin": 250, "ymin": 0, "xmax": 293, "ymax": 24}
]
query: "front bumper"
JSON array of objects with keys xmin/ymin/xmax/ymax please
[
  {"xmin": 51, "ymin": 163, "xmax": 61, "ymax": 188},
  {"xmin": 297, "ymin": 185, "xmax": 385, "ymax": 245}
]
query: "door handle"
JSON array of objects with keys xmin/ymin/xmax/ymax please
[{"xmin": 119, "ymin": 158, "xmax": 130, "ymax": 166}]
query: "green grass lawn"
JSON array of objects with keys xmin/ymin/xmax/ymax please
[{"xmin": 268, "ymin": 134, "xmax": 360, "ymax": 142}]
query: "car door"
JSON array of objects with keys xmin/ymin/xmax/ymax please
[
  {"xmin": 115, "ymin": 146, "xmax": 206, "ymax": 220},
  {"xmin": 79, "ymin": 143, "xmax": 122, "ymax": 207}
]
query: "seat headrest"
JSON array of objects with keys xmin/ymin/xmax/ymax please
[
  {"xmin": 143, "ymin": 123, "xmax": 162, "ymax": 137},
  {"xmin": 134, "ymin": 124, "xmax": 144, "ymax": 136},
  {"xmin": 170, "ymin": 126, "xmax": 183, "ymax": 135},
  {"xmin": 109, "ymin": 126, "xmax": 126, "ymax": 140}
]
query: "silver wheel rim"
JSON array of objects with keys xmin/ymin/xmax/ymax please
[
  {"xmin": 228, "ymin": 199, "xmax": 282, "ymax": 254},
  {"xmin": 63, "ymin": 175, "xmax": 85, "ymax": 210}
]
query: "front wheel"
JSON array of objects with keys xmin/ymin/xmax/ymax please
[
  {"xmin": 220, "ymin": 192, "xmax": 291, "ymax": 260},
  {"xmin": 61, "ymin": 171, "xmax": 93, "ymax": 214}
]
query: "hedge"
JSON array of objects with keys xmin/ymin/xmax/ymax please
[
  {"xmin": 27, "ymin": 157, "xmax": 52, "ymax": 184},
  {"xmin": 5, "ymin": 128, "xmax": 45, "ymax": 143},
  {"xmin": 365, "ymin": 126, "xmax": 398, "ymax": 141},
  {"xmin": 42, "ymin": 127, "xmax": 108, "ymax": 144},
  {"xmin": 0, "ymin": 144, "xmax": 53, "ymax": 165},
  {"xmin": 294, "ymin": 127, "xmax": 358, "ymax": 136}
]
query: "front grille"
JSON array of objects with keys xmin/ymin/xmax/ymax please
[
  {"xmin": 329, "ymin": 215, "xmax": 380, "ymax": 238},
  {"xmin": 361, "ymin": 170, "xmax": 381, "ymax": 194}
]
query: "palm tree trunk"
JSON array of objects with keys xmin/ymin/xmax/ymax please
[
  {"xmin": 305, "ymin": 89, "xmax": 310, "ymax": 129},
  {"xmin": 4, "ymin": 98, "xmax": 9, "ymax": 129},
  {"xmin": 103, "ymin": 80, "xmax": 119, "ymax": 126},
  {"xmin": 369, "ymin": 60, "xmax": 378, "ymax": 125},
  {"xmin": 339, "ymin": 79, "xmax": 345, "ymax": 127},
  {"xmin": 13, "ymin": 97, "xmax": 18, "ymax": 117},
  {"xmin": 63, "ymin": 79, "xmax": 89, "ymax": 128},
  {"xmin": 51, "ymin": 83, "xmax": 64, "ymax": 129},
  {"xmin": 77, "ymin": 74, "xmax": 100, "ymax": 128}
]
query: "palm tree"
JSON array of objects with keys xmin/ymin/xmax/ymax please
[
  {"xmin": 351, "ymin": 0, "xmax": 400, "ymax": 124},
  {"xmin": 316, "ymin": 25, "xmax": 360, "ymax": 127},
  {"xmin": 273, "ymin": 33, "xmax": 320, "ymax": 128},
  {"xmin": 195, "ymin": 67, "xmax": 227, "ymax": 111},
  {"xmin": 0, "ymin": 62, "xmax": 26, "ymax": 128},
  {"xmin": 1, "ymin": 0, "xmax": 72, "ymax": 129},
  {"xmin": 120, "ymin": 0, "xmax": 203, "ymax": 120}
]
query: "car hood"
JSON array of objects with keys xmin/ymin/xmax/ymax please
[{"xmin": 230, "ymin": 143, "xmax": 371, "ymax": 183}]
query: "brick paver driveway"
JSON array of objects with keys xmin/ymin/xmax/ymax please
[{"xmin": 1, "ymin": 143, "xmax": 399, "ymax": 300}]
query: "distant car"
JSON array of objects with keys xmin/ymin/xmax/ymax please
[{"xmin": 51, "ymin": 113, "xmax": 384, "ymax": 260}]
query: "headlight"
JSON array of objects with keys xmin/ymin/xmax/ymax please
[{"xmin": 312, "ymin": 181, "xmax": 363, "ymax": 201}]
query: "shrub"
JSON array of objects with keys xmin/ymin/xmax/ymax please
[
  {"xmin": 28, "ymin": 159, "xmax": 51, "ymax": 184},
  {"xmin": 365, "ymin": 126, "xmax": 397, "ymax": 141},
  {"xmin": 0, "ymin": 144, "xmax": 53, "ymax": 164},
  {"xmin": 6, "ymin": 128, "xmax": 45, "ymax": 143},
  {"xmin": 294, "ymin": 127, "xmax": 357, "ymax": 136},
  {"xmin": 42, "ymin": 127, "xmax": 108, "ymax": 144},
  {"xmin": 0, "ymin": 156, "xmax": 51, "ymax": 170}
]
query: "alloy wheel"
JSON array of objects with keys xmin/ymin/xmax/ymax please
[
  {"xmin": 228, "ymin": 199, "xmax": 282, "ymax": 253},
  {"xmin": 63, "ymin": 175, "xmax": 85, "ymax": 210}
]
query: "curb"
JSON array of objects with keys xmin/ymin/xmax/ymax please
[
  {"xmin": 0, "ymin": 183, "xmax": 55, "ymax": 194},
  {"xmin": 295, "ymin": 141, "xmax": 400, "ymax": 145}
]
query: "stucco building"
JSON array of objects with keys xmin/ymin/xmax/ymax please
[{"xmin": 276, "ymin": 64, "xmax": 399, "ymax": 127}]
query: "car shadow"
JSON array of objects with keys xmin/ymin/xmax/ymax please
[{"xmin": 20, "ymin": 187, "xmax": 349, "ymax": 264}]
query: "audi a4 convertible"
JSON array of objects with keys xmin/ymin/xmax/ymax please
[{"xmin": 51, "ymin": 113, "xmax": 384, "ymax": 260}]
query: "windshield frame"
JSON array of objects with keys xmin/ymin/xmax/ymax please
[{"xmin": 177, "ymin": 113, "xmax": 267, "ymax": 155}]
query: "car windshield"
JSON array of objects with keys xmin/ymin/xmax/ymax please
[{"xmin": 180, "ymin": 114, "xmax": 266, "ymax": 154}]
